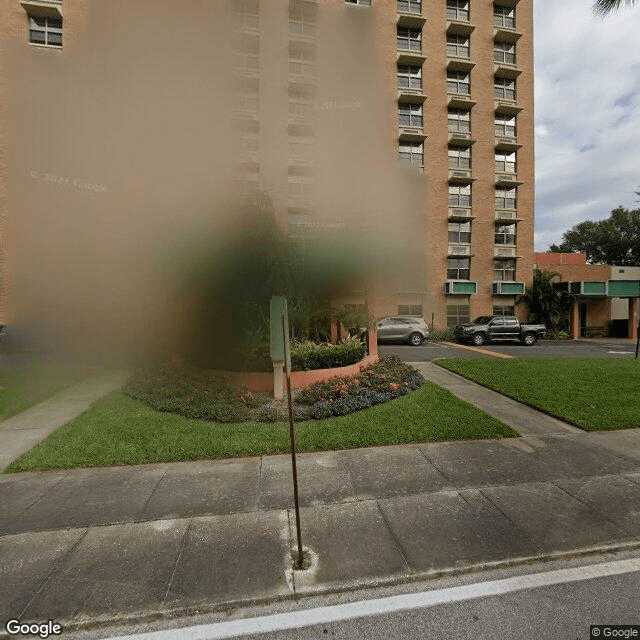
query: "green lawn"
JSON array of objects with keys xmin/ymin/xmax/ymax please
[
  {"xmin": 5, "ymin": 381, "xmax": 517, "ymax": 472},
  {"xmin": 0, "ymin": 361, "xmax": 95, "ymax": 420},
  {"xmin": 435, "ymin": 358, "xmax": 640, "ymax": 432}
]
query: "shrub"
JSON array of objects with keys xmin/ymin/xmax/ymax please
[
  {"xmin": 546, "ymin": 329, "xmax": 570, "ymax": 340},
  {"xmin": 290, "ymin": 336, "xmax": 366, "ymax": 371},
  {"xmin": 292, "ymin": 405, "xmax": 310, "ymax": 421},
  {"xmin": 257, "ymin": 406, "xmax": 279, "ymax": 422},
  {"xmin": 429, "ymin": 327, "xmax": 456, "ymax": 341},
  {"xmin": 309, "ymin": 401, "xmax": 333, "ymax": 420}
]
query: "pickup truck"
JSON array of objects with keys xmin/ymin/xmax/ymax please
[{"xmin": 454, "ymin": 316, "xmax": 546, "ymax": 346}]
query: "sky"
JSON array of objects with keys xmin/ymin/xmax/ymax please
[{"xmin": 533, "ymin": 0, "xmax": 640, "ymax": 251}]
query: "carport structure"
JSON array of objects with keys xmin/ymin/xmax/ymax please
[{"xmin": 562, "ymin": 279, "xmax": 640, "ymax": 340}]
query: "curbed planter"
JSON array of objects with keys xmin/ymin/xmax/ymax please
[{"xmin": 210, "ymin": 354, "xmax": 379, "ymax": 393}]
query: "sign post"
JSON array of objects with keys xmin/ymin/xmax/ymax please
[{"xmin": 270, "ymin": 296, "xmax": 304, "ymax": 569}]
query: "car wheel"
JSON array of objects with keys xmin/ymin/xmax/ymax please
[
  {"xmin": 409, "ymin": 332, "xmax": 423, "ymax": 346},
  {"xmin": 522, "ymin": 332, "xmax": 537, "ymax": 346},
  {"xmin": 472, "ymin": 333, "xmax": 486, "ymax": 346}
]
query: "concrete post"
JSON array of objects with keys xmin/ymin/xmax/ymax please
[
  {"xmin": 570, "ymin": 298, "xmax": 580, "ymax": 340},
  {"xmin": 330, "ymin": 319, "xmax": 338, "ymax": 344},
  {"xmin": 629, "ymin": 298, "xmax": 639, "ymax": 342},
  {"xmin": 273, "ymin": 361, "xmax": 284, "ymax": 400},
  {"xmin": 367, "ymin": 327, "xmax": 378, "ymax": 356}
]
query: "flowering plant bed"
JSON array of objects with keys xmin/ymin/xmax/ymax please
[{"xmin": 122, "ymin": 356, "xmax": 424, "ymax": 424}]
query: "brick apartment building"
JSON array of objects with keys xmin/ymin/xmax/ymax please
[{"xmin": 0, "ymin": 0, "xmax": 534, "ymax": 333}]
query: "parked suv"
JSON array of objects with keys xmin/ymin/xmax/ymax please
[{"xmin": 361, "ymin": 316, "xmax": 429, "ymax": 346}]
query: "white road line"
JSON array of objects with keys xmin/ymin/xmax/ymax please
[{"xmin": 109, "ymin": 558, "xmax": 640, "ymax": 640}]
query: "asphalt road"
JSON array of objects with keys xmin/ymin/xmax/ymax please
[{"xmin": 379, "ymin": 339, "xmax": 640, "ymax": 361}]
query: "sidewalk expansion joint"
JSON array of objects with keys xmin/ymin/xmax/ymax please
[{"xmin": 375, "ymin": 501, "xmax": 413, "ymax": 575}]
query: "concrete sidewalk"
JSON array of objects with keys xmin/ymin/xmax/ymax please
[
  {"xmin": 2, "ymin": 365, "xmax": 640, "ymax": 636},
  {"xmin": 0, "ymin": 370, "xmax": 129, "ymax": 471}
]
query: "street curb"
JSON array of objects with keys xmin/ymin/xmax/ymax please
[{"xmin": 8, "ymin": 540, "xmax": 640, "ymax": 639}]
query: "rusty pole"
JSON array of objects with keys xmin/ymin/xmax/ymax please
[{"xmin": 283, "ymin": 316, "xmax": 304, "ymax": 569}]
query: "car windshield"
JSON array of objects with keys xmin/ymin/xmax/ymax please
[{"xmin": 473, "ymin": 316, "xmax": 492, "ymax": 324}]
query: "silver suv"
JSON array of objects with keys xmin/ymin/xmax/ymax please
[{"xmin": 361, "ymin": 316, "xmax": 429, "ymax": 346}]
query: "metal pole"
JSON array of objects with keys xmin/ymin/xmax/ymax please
[
  {"xmin": 636, "ymin": 319, "xmax": 639, "ymax": 359},
  {"xmin": 283, "ymin": 316, "xmax": 304, "ymax": 569}
]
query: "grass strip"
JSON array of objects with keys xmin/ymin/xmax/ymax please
[
  {"xmin": 0, "ymin": 362, "xmax": 95, "ymax": 420},
  {"xmin": 5, "ymin": 381, "xmax": 517, "ymax": 472},
  {"xmin": 435, "ymin": 357, "xmax": 640, "ymax": 432}
]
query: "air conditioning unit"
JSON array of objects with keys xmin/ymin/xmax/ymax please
[
  {"xmin": 452, "ymin": 170, "xmax": 470, "ymax": 178},
  {"xmin": 497, "ymin": 173, "xmax": 515, "ymax": 182},
  {"xmin": 492, "ymin": 281, "xmax": 525, "ymax": 295},
  {"xmin": 449, "ymin": 207, "xmax": 471, "ymax": 218},
  {"xmin": 498, "ymin": 137, "xmax": 515, "ymax": 144},
  {"xmin": 495, "ymin": 247, "xmax": 516, "ymax": 257},
  {"xmin": 445, "ymin": 280, "xmax": 477, "ymax": 295},
  {"xmin": 452, "ymin": 132, "xmax": 471, "ymax": 140},
  {"xmin": 448, "ymin": 244, "xmax": 471, "ymax": 256},
  {"xmin": 495, "ymin": 209, "xmax": 515, "ymax": 219}
]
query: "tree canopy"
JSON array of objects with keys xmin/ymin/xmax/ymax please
[{"xmin": 549, "ymin": 206, "xmax": 640, "ymax": 266}]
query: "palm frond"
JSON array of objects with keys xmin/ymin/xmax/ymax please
[{"xmin": 594, "ymin": 0, "xmax": 638, "ymax": 16}]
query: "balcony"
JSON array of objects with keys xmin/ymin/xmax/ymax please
[
  {"xmin": 449, "ymin": 168, "xmax": 474, "ymax": 183},
  {"xmin": 445, "ymin": 281, "xmax": 477, "ymax": 295},
  {"xmin": 494, "ymin": 61, "xmax": 521, "ymax": 79},
  {"xmin": 495, "ymin": 135, "xmax": 521, "ymax": 151},
  {"xmin": 492, "ymin": 281, "xmax": 525, "ymax": 295},
  {"xmin": 448, "ymin": 130, "xmax": 475, "ymax": 146},
  {"xmin": 494, "ymin": 100, "xmax": 521, "ymax": 116},
  {"xmin": 399, "ymin": 126, "xmax": 427, "ymax": 142},
  {"xmin": 397, "ymin": 11, "xmax": 426, "ymax": 29},
  {"xmin": 493, "ymin": 26, "xmax": 522, "ymax": 43},
  {"xmin": 448, "ymin": 206, "xmax": 474, "ymax": 221},
  {"xmin": 20, "ymin": 0, "xmax": 62, "ymax": 17},
  {"xmin": 448, "ymin": 93, "xmax": 476, "ymax": 110},
  {"xmin": 446, "ymin": 20, "xmax": 475, "ymax": 37}
]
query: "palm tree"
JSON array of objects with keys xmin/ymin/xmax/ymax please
[
  {"xmin": 594, "ymin": 0, "xmax": 638, "ymax": 16},
  {"xmin": 523, "ymin": 269, "xmax": 572, "ymax": 331}
]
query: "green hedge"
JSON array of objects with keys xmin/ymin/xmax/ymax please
[{"xmin": 290, "ymin": 337, "xmax": 366, "ymax": 371}]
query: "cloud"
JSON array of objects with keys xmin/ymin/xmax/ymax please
[{"xmin": 534, "ymin": 0, "xmax": 640, "ymax": 250}]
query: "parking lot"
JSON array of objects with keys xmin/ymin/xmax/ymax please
[{"xmin": 379, "ymin": 338, "xmax": 639, "ymax": 362}]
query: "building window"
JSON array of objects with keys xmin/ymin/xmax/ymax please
[
  {"xmin": 289, "ymin": 175, "xmax": 315, "ymax": 199},
  {"xmin": 233, "ymin": 0, "xmax": 259, "ymax": 30},
  {"xmin": 398, "ymin": 304, "xmax": 423, "ymax": 316},
  {"xmin": 398, "ymin": 0, "xmax": 421, "ymax": 13},
  {"xmin": 448, "ymin": 108, "xmax": 471, "ymax": 133},
  {"xmin": 289, "ymin": 46, "xmax": 316, "ymax": 76},
  {"xmin": 289, "ymin": 137, "xmax": 315, "ymax": 159},
  {"xmin": 235, "ymin": 171, "xmax": 260, "ymax": 195},
  {"xmin": 495, "ymin": 114, "xmax": 516, "ymax": 137},
  {"xmin": 449, "ymin": 146, "xmax": 471, "ymax": 170},
  {"xmin": 346, "ymin": 0, "xmax": 372, "ymax": 4},
  {"xmin": 493, "ymin": 305, "xmax": 515, "ymax": 316},
  {"xmin": 399, "ymin": 102, "xmax": 423, "ymax": 127},
  {"xmin": 447, "ymin": 71, "xmax": 470, "ymax": 95},
  {"xmin": 494, "ymin": 77, "xmax": 516, "ymax": 101},
  {"xmin": 398, "ymin": 65, "xmax": 422, "ymax": 90},
  {"xmin": 495, "ymin": 150, "xmax": 516, "ymax": 173},
  {"xmin": 399, "ymin": 141, "xmax": 424, "ymax": 165},
  {"xmin": 449, "ymin": 184, "xmax": 471, "ymax": 207},
  {"xmin": 290, "ymin": 3, "xmax": 317, "ymax": 37},
  {"xmin": 494, "ymin": 5, "xmax": 515, "ymax": 28},
  {"xmin": 235, "ymin": 83, "xmax": 259, "ymax": 113},
  {"xmin": 495, "ymin": 223, "xmax": 516, "ymax": 245},
  {"xmin": 447, "ymin": 35, "xmax": 470, "ymax": 59},
  {"xmin": 233, "ymin": 37, "xmax": 260, "ymax": 72},
  {"xmin": 447, "ymin": 304, "xmax": 470, "ymax": 327},
  {"xmin": 447, "ymin": 0, "xmax": 469, "ymax": 21},
  {"xmin": 448, "ymin": 257, "xmax": 470, "ymax": 280},
  {"xmin": 494, "ymin": 259, "xmax": 516, "ymax": 281},
  {"xmin": 238, "ymin": 133, "xmax": 259, "ymax": 154},
  {"xmin": 448, "ymin": 221, "xmax": 471, "ymax": 243},
  {"xmin": 397, "ymin": 27, "xmax": 422, "ymax": 51},
  {"xmin": 28, "ymin": 15, "xmax": 62, "ymax": 47},
  {"xmin": 495, "ymin": 186, "xmax": 516, "ymax": 209},
  {"xmin": 494, "ymin": 41, "xmax": 516, "ymax": 64}
]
